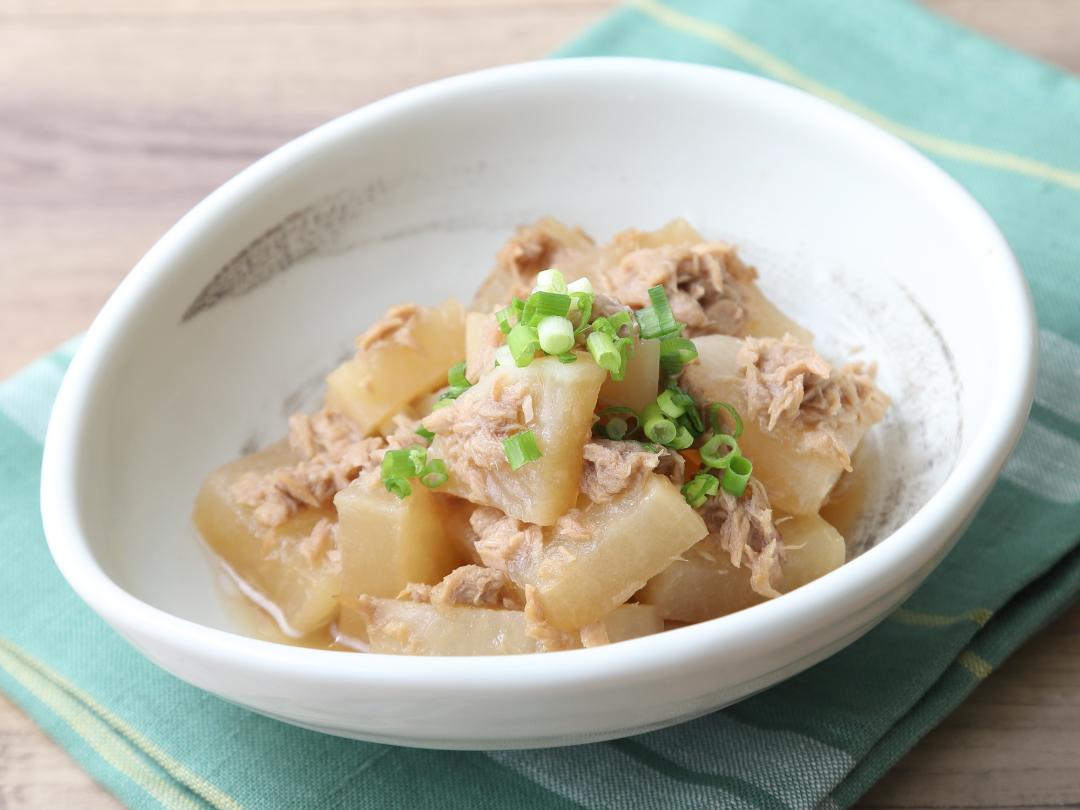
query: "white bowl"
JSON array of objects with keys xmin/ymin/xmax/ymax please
[{"xmin": 41, "ymin": 58, "xmax": 1036, "ymax": 749}]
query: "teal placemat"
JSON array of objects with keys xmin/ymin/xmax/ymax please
[{"xmin": 5, "ymin": 1, "xmax": 1080, "ymax": 807}]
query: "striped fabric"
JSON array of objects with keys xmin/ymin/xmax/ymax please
[{"xmin": 3, "ymin": 1, "xmax": 1079, "ymax": 807}]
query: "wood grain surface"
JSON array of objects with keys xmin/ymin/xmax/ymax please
[{"xmin": 2, "ymin": 2, "xmax": 1078, "ymax": 808}]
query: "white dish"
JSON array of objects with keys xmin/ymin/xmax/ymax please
[{"xmin": 41, "ymin": 58, "xmax": 1036, "ymax": 749}]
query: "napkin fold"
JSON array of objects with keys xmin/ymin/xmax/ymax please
[{"xmin": 4, "ymin": 1, "xmax": 1080, "ymax": 807}]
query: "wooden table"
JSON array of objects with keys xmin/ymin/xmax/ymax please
[{"xmin": 2, "ymin": 2, "xmax": 1078, "ymax": 807}]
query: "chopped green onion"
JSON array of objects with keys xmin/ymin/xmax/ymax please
[
  {"xmin": 522, "ymin": 290, "xmax": 571, "ymax": 325},
  {"xmin": 382, "ymin": 448, "xmax": 423, "ymax": 499},
  {"xmin": 384, "ymin": 477, "xmax": 412, "ymax": 498},
  {"xmin": 709, "ymin": 402, "xmax": 744, "ymax": 438},
  {"xmin": 636, "ymin": 285, "xmax": 681, "ymax": 340},
  {"xmin": 608, "ymin": 310, "xmax": 633, "ymax": 335},
  {"xmin": 419, "ymin": 458, "xmax": 449, "ymax": 489},
  {"xmin": 679, "ymin": 393, "xmax": 705, "ymax": 433},
  {"xmin": 432, "ymin": 398, "xmax": 454, "ymax": 411},
  {"xmin": 408, "ymin": 446, "xmax": 429, "ymax": 472},
  {"xmin": 438, "ymin": 386, "xmax": 470, "ymax": 401},
  {"xmin": 656, "ymin": 388, "xmax": 688, "ymax": 419},
  {"xmin": 641, "ymin": 402, "xmax": 677, "ymax": 445},
  {"xmin": 681, "ymin": 472, "xmax": 719, "ymax": 509},
  {"xmin": 494, "ymin": 345, "xmax": 514, "ymax": 367},
  {"xmin": 570, "ymin": 291, "xmax": 593, "ymax": 334},
  {"xmin": 659, "ymin": 337, "xmax": 698, "ymax": 376},
  {"xmin": 604, "ymin": 417, "xmax": 629, "ymax": 440},
  {"xmin": 447, "ymin": 367, "xmax": 471, "ymax": 388},
  {"xmin": 415, "ymin": 425, "xmax": 435, "ymax": 442},
  {"xmin": 439, "ymin": 362, "xmax": 472, "ymax": 401},
  {"xmin": 608, "ymin": 336, "xmax": 633, "ymax": 382},
  {"xmin": 537, "ymin": 315, "xmax": 575, "ymax": 355},
  {"xmin": 508, "ymin": 323, "xmax": 540, "ymax": 367},
  {"xmin": 596, "ymin": 406, "xmax": 639, "ymax": 440},
  {"xmin": 587, "ymin": 331, "xmax": 621, "ymax": 375},
  {"xmin": 495, "ymin": 306, "xmax": 515, "ymax": 335},
  {"xmin": 700, "ymin": 433, "xmax": 739, "ymax": 469},
  {"xmin": 382, "ymin": 449, "xmax": 418, "ymax": 480},
  {"xmin": 567, "ymin": 277, "xmax": 593, "ymax": 295},
  {"xmin": 557, "ymin": 351, "xmax": 578, "ymax": 364},
  {"xmin": 591, "ymin": 316, "xmax": 615, "ymax": 337},
  {"xmin": 722, "ymin": 454, "xmax": 753, "ymax": 497},
  {"xmin": 678, "ymin": 412, "xmax": 704, "ymax": 439},
  {"xmin": 667, "ymin": 425, "xmax": 694, "ymax": 450},
  {"xmin": 503, "ymin": 430, "xmax": 542, "ymax": 470},
  {"xmin": 535, "ymin": 268, "xmax": 568, "ymax": 294}
]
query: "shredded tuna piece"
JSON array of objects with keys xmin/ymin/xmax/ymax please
[
  {"xmin": 655, "ymin": 447, "xmax": 687, "ymax": 487},
  {"xmin": 552, "ymin": 509, "xmax": 591, "ymax": 543},
  {"xmin": 288, "ymin": 408, "xmax": 363, "ymax": 460},
  {"xmin": 524, "ymin": 585, "xmax": 579, "ymax": 652},
  {"xmin": 382, "ymin": 413, "xmax": 424, "ymax": 451},
  {"xmin": 738, "ymin": 334, "xmax": 889, "ymax": 467},
  {"xmin": 700, "ymin": 478, "xmax": 784, "ymax": 598},
  {"xmin": 421, "ymin": 565, "xmax": 525, "ymax": 610},
  {"xmin": 397, "ymin": 582, "xmax": 433, "ymax": 603},
  {"xmin": 472, "ymin": 218, "xmax": 597, "ymax": 311},
  {"xmin": 465, "ymin": 313, "xmax": 505, "ymax": 383},
  {"xmin": 356, "ymin": 304, "xmax": 420, "ymax": 351},
  {"xmin": 605, "ymin": 244, "xmax": 756, "ymax": 337},
  {"xmin": 300, "ymin": 518, "xmax": 337, "ymax": 566},
  {"xmin": 580, "ymin": 439, "xmax": 661, "ymax": 503},
  {"xmin": 233, "ymin": 408, "xmax": 386, "ymax": 528},
  {"xmin": 579, "ymin": 621, "xmax": 610, "ymax": 648},
  {"xmin": 469, "ymin": 507, "xmax": 543, "ymax": 573},
  {"xmin": 422, "ymin": 379, "xmax": 530, "ymax": 506}
]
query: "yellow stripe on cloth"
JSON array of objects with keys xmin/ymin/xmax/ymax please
[
  {"xmin": 0, "ymin": 638, "xmax": 242, "ymax": 810},
  {"xmin": 629, "ymin": 0, "xmax": 1080, "ymax": 191},
  {"xmin": 957, "ymin": 649, "xmax": 994, "ymax": 680},
  {"xmin": 0, "ymin": 641, "xmax": 205, "ymax": 810},
  {"xmin": 891, "ymin": 607, "xmax": 993, "ymax": 628}
]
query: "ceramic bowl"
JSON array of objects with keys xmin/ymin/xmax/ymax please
[{"xmin": 41, "ymin": 58, "xmax": 1036, "ymax": 749}]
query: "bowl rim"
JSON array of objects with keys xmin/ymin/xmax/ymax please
[{"xmin": 40, "ymin": 56, "xmax": 1037, "ymax": 694}]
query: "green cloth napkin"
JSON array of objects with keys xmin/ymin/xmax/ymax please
[{"xmin": 4, "ymin": 1, "xmax": 1080, "ymax": 807}]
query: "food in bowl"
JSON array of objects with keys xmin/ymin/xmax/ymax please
[{"xmin": 193, "ymin": 218, "xmax": 889, "ymax": 655}]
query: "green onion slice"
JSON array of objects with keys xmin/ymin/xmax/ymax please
[
  {"xmin": 419, "ymin": 458, "xmax": 449, "ymax": 489},
  {"xmin": 522, "ymin": 290, "xmax": 571, "ymax": 325},
  {"xmin": 537, "ymin": 315, "xmax": 575, "ymax": 356},
  {"xmin": 637, "ymin": 285, "xmax": 681, "ymax": 340},
  {"xmin": 503, "ymin": 430, "xmax": 542, "ymax": 470},
  {"xmin": 700, "ymin": 433, "xmax": 739, "ymax": 469},
  {"xmin": 495, "ymin": 306, "xmax": 515, "ymax": 335},
  {"xmin": 557, "ymin": 351, "xmax": 578, "ymax": 364},
  {"xmin": 667, "ymin": 425, "xmax": 694, "ymax": 450},
  {"xmin": 681, "ymin": 472, "xmax": 719, "ymax": 509},
  {"xmin": 613, "ymin": 337, "xmax": 634, "ymax": 382},
  {"xmin": 656, "ymin": 388, "xmax": 688, "ymax": 419},
  {"xmin": 641, "ymin": 402, "xmax": 677, "ymax": 445},
  {"xmin": 722, "ymin": 454, "xmax": 753, "ymax": 497},
  {"xmin": 415, "ymin": 425, "xmax": 435, "ymax": 442},
  {"xmin": 381, "ymin": 449, "xmax": 417, "ymax": 481},
  {"xmin": 567, "ymin": 277, "xmax": 593, "ymax": 295},
  {"xmin": 570, "ymin": 291, "xmax": 593, "ymax": 334},
  {"xmin": 535, "ymin": 268, "xmax": 568, "ymax": 294},
  {"xmin": 659, "ymin": 336, "xmax": 698, "ymax": 376},
  {"xmin": 590, "ymin": 316, "xmax": 614, "ymax": 337},
  {"xmin": 508, "ymin": 323, "xmax": 540, "ymax": 367},
  {"xmin": 607, "ymin": 310, "xmax": 633, "ymax": 335},
  {"xmin": 447, "ymin": 362, "xmax": 470, "ymax": 389},
  {"xmin": 587, "ymin": 331, "xmax": 621, "ymax": 375},
  {"xmin": 709, "ymin": 402, "xmax": 744, "ymax": 439},
  {"xmin": 596, "ymin": 406, "xmax": 639, "ymax": 440},
  {"xmin": 384, "ymin": 477, "xmax": 412, "ymax": 498}
]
